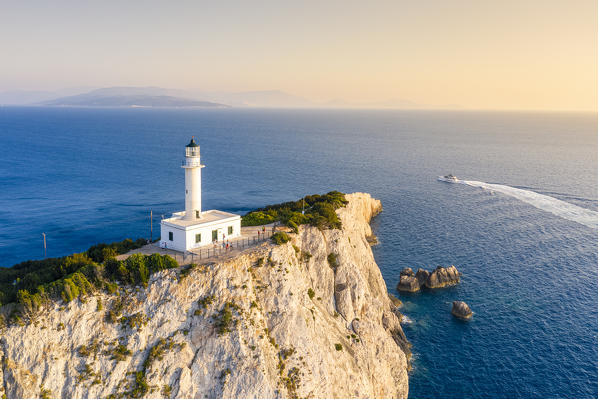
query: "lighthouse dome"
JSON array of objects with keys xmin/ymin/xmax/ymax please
[
  {"xmin": 185, "ymin": 137, "xmax": 200, "ymax": 157},
  {"xmin": 186, "ymin": 137, "xmax": 199, "ymax": 148}
]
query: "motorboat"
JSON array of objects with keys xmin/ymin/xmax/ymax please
[{"xmin": 438, "ymin": 174, "xmax": 459, "ymax": 183}]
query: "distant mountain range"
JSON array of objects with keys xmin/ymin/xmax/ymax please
[
  {"xmin": 0, "ymin": 86, "xmax": 441, "ymax": 109},
  {"xmin": 36, "ymin": 87, "xmax": 225, "ymax": 108}
]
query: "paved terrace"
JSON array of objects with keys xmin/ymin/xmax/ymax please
[{"xmin": 116, "ymin": 224, "xmax": 283, "ymax": 265}]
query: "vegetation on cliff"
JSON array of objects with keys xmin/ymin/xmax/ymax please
[
  {"xmin": 0, "ymin": 238, "xmax": 177, "ymax": 322},
  {"xmin": 241, "ymin": 191, "xmax": 348, "ymax": 230}
]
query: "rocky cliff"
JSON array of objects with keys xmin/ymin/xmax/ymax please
[{"xmin": 0, "ymin": 193, "xmax": 409, "ymax": 399}]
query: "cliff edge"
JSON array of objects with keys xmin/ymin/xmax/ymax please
[{"xmin": 0, "ymin": 193, "xmax": 409, "ymax": 399}]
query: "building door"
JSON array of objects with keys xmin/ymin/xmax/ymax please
[{"xmin": 212, "ymin": 229, "xmax": 218, "ymax": 242}]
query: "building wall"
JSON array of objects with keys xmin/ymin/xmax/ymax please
[
  {"xmin": 160, "ymin": 217, "xmax": 241, "ymax": 252},
  {"xmin": 160, "ymin": 223, "xmax": 187, "ymax": 252}
]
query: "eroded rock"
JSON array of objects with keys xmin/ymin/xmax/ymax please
[
  {"xmin": 451, "ymin": 301, "xmax": 473, "ymax": 319},
  {"xmin": 424, "ymin": 265, "xmax": 460, "ymax": 289}
]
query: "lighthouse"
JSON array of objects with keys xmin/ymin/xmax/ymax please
[
  {"xmin": 160, "ymin": 138, "xmax": 241, "ymax": 252},
  {"xmin": 182, "ymin": 137, "xmax": 204, "ymax": 220}
]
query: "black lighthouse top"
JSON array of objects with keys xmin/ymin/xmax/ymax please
[{"xmin": 186, "ymin": 137, "xmax": 199, "ymax": 148}]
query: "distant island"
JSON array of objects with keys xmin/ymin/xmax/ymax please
[{"xmin": 40, "ymin": 87, "xmax": 227, "ymax": 108}]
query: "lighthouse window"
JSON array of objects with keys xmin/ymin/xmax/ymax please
[
  {"xmin": 186, "ymin": 190, "xmax": 188, "ymax": 194},
  {"xmin": 168, "ymin": 231, "xmax": 173, "ymax": 241},
  {"xmin": 195, "ymin": 233, "xmax": 201, "ymax": 243},
  {"xmin": 196, "ymin": 210, "xmax": 200, "ymax": 218},
  {"xmin": 228, "ymin": 226, "xmax": 233, "ymax": 235}
]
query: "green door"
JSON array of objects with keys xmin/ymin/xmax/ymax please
[{"xmin": 212, "ymin": 229, "xmax": 218, "ymax": 241}]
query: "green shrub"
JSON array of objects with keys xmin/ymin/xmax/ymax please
[
  {"xmin": 194, "ymin": 295, "xmax": 215, "ymax": 315},
  {"xmin": 242, "ymin": 191, "xmax": 348, "ymax": 231},
  {"xmin": 109, "ymin": 343, "xmax": 132, "ymax": 361},
  {"xmin": 271, "ymin": 232, "xmax": 290, "ymax": 245},
  {"xmin": 240, "ymin": 211, "xmax": 278, "ymax": 226},
  {"xmin": 334, "ymin": 343, "xmax": 343, "ymax": 351},
  {"xmin": 307, "ymin": 288, "xmax": 315, "ymax": 300},
  {"xmin": 214, "ymin": 302, "xmax": 239, "ymax": 335},
  {"xmin": 120, "ymin": 312, "xmax": 148, "ymax": 331},
  {"xmin": 86, "ymin": 238, "xmax": 146, "ymax": 263},
  {"xmin": 0, "ymin": 238, "xmax": 150, "ymax": 308},
  {"xmin": 327, "ymin": 253, "xmax": 339, "ymax": 270},
  {"xmin": 301, "ymin": 251, "xmax": 312, "ymax": 262}
]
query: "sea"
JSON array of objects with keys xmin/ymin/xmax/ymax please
[{"xmin": 1, "ymin": 107, "xmax": 597, "ymax": 398}]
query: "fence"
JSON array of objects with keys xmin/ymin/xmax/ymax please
[{"xmin": 167, "ymin": 230, "xmax": 274, "ymax": 265}]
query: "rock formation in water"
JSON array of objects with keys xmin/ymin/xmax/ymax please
[
  {"xmin": 451, "ymin": 301, "xmax": 473, "ymax": 320},
  {"xmin": 424, "ymin": 265, "xmax": 460, "ymax": 289},
  {"xmin": 397, "ymin": 268, "xmax": 419, "ymax": 292},
  {"xmin": 396, "ymin": 265, "xmax": 459, "ymax": 293},
  {"xmin": 0, "ymin": 193, "xmax": 409, "ymax": 399}
]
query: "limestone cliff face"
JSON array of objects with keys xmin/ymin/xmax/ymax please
[{"xmin": 0, "ymin": 193, "xmax": 409, "ymax": 399}]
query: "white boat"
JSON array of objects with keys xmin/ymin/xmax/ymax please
[{"xmin": 438, "ymin": 174, "xmax": 459, "ymax": 183}]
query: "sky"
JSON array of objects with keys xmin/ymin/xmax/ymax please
[{"xmin": 1, "ymin": 0, "xmax": 598, "ymax": 111}]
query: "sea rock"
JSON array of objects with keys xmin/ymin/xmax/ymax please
[
  {"xmin": 0, "ymin": 192, "xmax": 409, "ymax": 399},
  {"xmin": 396, "ymin": 267, "xmax": 430, "ymax": 293},
  {"xmin": 424, "ymin": 265, "xmax": 460, "ymax": 289},
  {"xmin": 451, "ymin": 301, "xmax": 473, "ymax": 319},
  {"xmin": 400, "ymin": 268, "xmax": 414, "ymax": 277},
  {"xmin": 397, "ymin": 275, "xmax": 420, "ymax": 292},
  {"xmin": 415, "ymin": 268, "xmax": 430, "ymax": 287}
]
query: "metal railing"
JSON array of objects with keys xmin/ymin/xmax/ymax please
[
  {"xmin": 181, "ymin": 159, "xmax": 203, "ymax": 167},
  {"xmin": 167, "ymin": 230, "xmax": 274, "ymax": 265}
]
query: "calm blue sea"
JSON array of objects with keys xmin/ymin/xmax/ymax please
[{"xmin": 1, "ymin": 107, "xmax": 597, "ymax": 398}]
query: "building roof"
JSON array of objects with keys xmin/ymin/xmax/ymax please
[
  {"xmin": 162, "ymin": 209, "xmax": 240, "ymax": 229},
  {"xmin": 186, "ymin": 137, "xmax": 199, "ymax": 147}
]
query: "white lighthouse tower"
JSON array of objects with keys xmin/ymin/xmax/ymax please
[
  {"xmin": 160, "ymin": 138, "xmax": 241, "ymax": 251},
  {"xmin": 182, "ymin": 137, "xmax": 204, "ymax": 221}
]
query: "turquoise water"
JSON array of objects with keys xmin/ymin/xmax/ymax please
[{"xmin": 1, "ymin": 107, "xmax": 597, "ymax": 397}]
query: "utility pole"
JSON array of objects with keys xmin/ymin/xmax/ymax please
[
  {"xmin": 42, "ymin": 233, "xmax": 46, "ymax": 258},
  {"xmin": 150, "ymin": 210, "xmax": 153, "ymax": 242}
]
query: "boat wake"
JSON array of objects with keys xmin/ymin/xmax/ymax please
[{"xmin": 459, "ymin": 180, "xmax": 598, "ymax": 229}]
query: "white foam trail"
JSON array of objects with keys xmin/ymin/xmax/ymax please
[{"xmin": 457, "ymin": 179, "xmax": 598, "ymax": 229}]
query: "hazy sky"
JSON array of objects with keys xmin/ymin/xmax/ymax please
[{"xmin": 2, "ymin": 0, "xmax": 598, "ymax": 110}]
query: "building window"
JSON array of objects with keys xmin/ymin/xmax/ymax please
[
  {"xmin": 228, "ymin": 226, "xmax": 233, "ymax": 235},
  {"xmin": 186, "ymin": 189, "xmax": 188, "ymax": 194},
  {"xmin": 196, "ymin": 210, "xmax": 200, "ymax": 218},
  {"xmin": 195, "ymin": 233, "xmax": 201, "ymax": 243},
  {"xmin": 168, "ymin": 231, "xmax": 173, "ymax": 241},
  {"xmin": 212, "ymin": 230, "xmax": 218, "ymax": 241}
]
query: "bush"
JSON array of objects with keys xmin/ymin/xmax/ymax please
[
  {"xmin": 307, "ymin": 288, "xmax": 315, "ymax": 300},
  {"xmin": 120, "ymin": 312, "xmax": 148, "ymax": 331},
  {"xmin": 0, "ymin": 238, "xmax": 149, "ymax": 307},
  {"xmin": 327, "ymin": 253, "xmax": 339, "ymax": 270},
  {"xmin": 271, "ymin": 232, "xmax": 290, "ymax": 245},
  {"xmin": 86, "ymin": 238, "xmax": 146, "ymax": 263},
  {"xmin": 335, "ymin": 343, "xmax": 343, "ymax": 351},
  {"xmin": 214, "ymin": 302, "xmax": 239, "ymax": 335},
  {"xmin": 242, "ymin": 191, "xmax": 348, "ymax": 231},
  {"xmin": 109, "ymin": 343, "xmax": 132, "ymax": 361}
]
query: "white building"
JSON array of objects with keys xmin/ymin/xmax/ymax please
[{"xmin": 160, "ymin": 137, "xmax": 241, "ymax": 252}]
